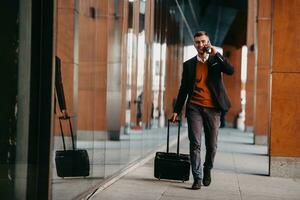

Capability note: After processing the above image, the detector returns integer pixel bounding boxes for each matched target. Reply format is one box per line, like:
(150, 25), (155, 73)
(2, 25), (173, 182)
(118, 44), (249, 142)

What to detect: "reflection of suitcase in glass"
(154, 120), (190, 182)
(55, 117), (90, 177)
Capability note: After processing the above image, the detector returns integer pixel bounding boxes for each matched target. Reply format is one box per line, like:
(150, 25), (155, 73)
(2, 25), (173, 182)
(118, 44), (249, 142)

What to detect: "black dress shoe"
(203, 168), (211, 186)
(191, 179), (201, 190)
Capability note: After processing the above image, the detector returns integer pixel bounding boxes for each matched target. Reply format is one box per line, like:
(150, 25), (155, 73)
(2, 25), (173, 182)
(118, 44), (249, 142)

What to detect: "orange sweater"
(190, 62), (215, 108)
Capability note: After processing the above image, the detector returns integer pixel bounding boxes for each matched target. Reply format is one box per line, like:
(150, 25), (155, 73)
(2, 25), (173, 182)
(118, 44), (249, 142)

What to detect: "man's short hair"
(194, 31), (209, 38)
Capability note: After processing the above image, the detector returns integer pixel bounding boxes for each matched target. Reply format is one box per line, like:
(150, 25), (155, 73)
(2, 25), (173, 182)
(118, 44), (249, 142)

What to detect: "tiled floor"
(51, 126), (185, 200)
(90, 128), (300, 200)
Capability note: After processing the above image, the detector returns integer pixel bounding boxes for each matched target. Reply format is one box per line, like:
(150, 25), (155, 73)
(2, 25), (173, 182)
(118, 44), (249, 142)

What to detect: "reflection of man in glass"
(170, 31), (234, 190)
(55, 56), (69, 118)
(135, 92), (143, 126)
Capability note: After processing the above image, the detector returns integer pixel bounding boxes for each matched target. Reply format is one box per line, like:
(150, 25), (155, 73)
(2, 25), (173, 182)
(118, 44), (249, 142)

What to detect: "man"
(170, 31), (234, 190)
(55, 56), (69, 119)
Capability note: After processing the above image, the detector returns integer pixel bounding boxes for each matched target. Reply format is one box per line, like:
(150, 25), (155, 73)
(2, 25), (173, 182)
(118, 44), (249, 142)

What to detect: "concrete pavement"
(89, 128), (300, 200)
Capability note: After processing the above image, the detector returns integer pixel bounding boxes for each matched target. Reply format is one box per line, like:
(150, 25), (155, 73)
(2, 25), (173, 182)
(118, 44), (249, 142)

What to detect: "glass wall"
(0, 1), (19, 199)
(0, 0), (247, 199)
(51, 0), (187, 199)
(0, 0), (188, 199)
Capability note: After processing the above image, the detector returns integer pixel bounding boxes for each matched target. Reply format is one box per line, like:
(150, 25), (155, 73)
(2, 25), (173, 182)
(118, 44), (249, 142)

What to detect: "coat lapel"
(207, 55), (214, 68)
(190, 56), (198, 82)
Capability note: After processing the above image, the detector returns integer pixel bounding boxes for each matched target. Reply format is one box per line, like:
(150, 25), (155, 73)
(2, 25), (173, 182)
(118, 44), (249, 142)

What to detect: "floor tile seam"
(231, 152), (243, 200)
(239, 191), (300, 200)
(158, 193), (210, 200)
(157, 186), (172, 200)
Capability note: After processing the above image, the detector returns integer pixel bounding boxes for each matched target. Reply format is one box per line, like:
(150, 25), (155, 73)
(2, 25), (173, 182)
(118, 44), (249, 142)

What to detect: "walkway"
(89, 128), (300, 200)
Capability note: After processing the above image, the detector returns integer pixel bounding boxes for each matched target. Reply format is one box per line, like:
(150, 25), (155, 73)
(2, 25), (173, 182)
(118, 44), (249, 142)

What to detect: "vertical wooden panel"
(142, 0), (155, 127)
(271, 0), (300, 157)
(165, 44), (176, 117)
(271, 74), (300, 156)
(129, 0), (139, 126)
(258, 0), (272, 17)
(120, 0), (128, 128)
(272, 0), (300, 72)
(245, 0), (257, 129)
(77, 0), (108, 131)
(245, 52), (255, 128)
(55, 0), (75, 136)
(253, 0), (272, 142)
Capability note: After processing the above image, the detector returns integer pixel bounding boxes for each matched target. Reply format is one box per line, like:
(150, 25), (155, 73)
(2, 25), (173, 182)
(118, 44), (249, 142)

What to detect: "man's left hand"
(61, 109), (69, 119)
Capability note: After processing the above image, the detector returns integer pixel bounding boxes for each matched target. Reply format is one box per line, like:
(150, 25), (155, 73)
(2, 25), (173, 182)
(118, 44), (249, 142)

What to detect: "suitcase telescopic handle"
(167, 119), (181, 155)
(59, 116), (76, 151)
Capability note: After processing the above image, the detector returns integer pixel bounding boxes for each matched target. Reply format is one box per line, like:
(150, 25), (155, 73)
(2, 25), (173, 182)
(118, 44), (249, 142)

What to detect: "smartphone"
(203, 41), (211, 54)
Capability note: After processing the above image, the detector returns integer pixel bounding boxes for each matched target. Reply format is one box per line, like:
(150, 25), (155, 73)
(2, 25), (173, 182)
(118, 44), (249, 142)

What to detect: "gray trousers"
(186, 103), (220, 181)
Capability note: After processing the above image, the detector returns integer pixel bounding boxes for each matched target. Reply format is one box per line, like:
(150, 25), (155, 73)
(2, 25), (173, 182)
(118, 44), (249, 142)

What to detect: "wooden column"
(106, 0), (125, 140)
(142, 0), (155, 128)
(165, 44), (182, 119)
(222, 46), (242, 127)
(75, 0), (125, 140)
(165, 44), (174, 118)
(77, 0), (109, 140)
(270, 0), (300, 178)
(254, 0), (272, 145)
(129, 0), (139, 127)
(245, 0), (257, 131)
(55, 0), (76, 137)
(120, 0), (129, 130)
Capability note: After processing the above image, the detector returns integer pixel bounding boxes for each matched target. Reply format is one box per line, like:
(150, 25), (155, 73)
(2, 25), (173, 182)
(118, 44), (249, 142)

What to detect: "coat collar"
(197, 54), (209, 63)
(191, 55), (214, 68)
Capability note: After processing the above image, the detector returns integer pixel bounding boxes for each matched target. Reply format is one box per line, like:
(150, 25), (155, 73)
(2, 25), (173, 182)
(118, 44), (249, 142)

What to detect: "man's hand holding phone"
(204, 41), (217, 55)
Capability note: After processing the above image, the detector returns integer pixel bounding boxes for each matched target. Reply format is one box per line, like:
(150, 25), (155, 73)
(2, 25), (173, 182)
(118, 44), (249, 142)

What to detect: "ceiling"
(170, 0), (247, 47)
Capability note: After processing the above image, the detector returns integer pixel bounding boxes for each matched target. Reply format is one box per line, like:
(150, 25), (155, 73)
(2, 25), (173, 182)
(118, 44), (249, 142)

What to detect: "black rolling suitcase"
(55, 117), (90, 177)
(154, 120), (190, 182)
